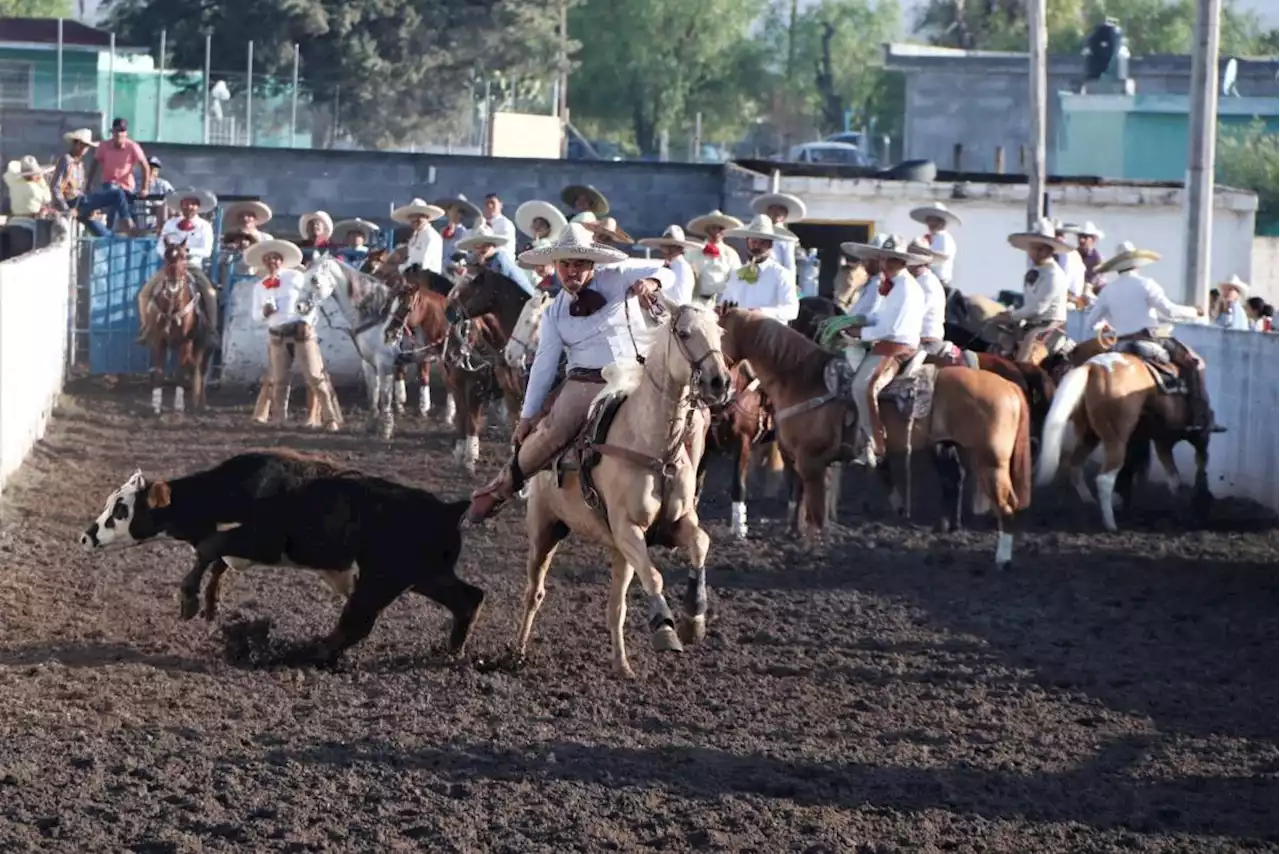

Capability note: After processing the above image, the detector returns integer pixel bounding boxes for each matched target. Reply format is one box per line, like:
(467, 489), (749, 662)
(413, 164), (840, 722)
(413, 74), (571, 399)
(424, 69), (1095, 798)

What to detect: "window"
(0, 61), (34, 109)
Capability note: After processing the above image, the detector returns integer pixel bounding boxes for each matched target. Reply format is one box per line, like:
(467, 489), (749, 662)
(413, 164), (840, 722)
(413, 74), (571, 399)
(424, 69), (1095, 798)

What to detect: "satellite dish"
(1222, 58), (1238, 96)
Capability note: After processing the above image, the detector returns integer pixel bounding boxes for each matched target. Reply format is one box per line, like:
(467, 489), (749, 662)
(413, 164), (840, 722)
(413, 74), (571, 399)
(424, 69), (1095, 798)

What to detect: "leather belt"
(567, 368), (606, 383)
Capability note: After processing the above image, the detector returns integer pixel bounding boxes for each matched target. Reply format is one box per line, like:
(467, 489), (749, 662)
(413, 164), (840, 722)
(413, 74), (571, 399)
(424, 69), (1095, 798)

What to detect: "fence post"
(245, 40), (254, 146)
(156, 29), (166, 141)
(290, 44), (300, 145)
(107, 32), (115, 132)
(995, 146), (1005, 174)
(952, 143), (963, 171)
(202, 33), (212, 145)
(56, 18), (63, 109)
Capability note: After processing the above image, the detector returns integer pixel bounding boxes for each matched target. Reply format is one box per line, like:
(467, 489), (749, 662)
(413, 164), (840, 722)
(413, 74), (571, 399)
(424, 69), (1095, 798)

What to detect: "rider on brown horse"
(991, 218), (1072, 361)
(905, 236), (952, 359)
(137, 189), (219, 343)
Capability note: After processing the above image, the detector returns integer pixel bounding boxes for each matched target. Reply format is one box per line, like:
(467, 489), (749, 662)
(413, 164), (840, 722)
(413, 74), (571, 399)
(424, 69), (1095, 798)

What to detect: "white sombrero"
(223, 200), (273, 228)
(514, 200), (568, 240)
(432, 194), (481, 221)
(1094, 241), (1160, 275)
(583, 217), (633, 245)
(909, 202), (962, 227)
(455, 224), (512, 252)
(1218, 274), (1250, 296)
(638, 224), (702, 251)
(840, 232), (890, 258)
(561, 184), (609, 216)
(867, 234), (934, 265)
(298, 211), (334, 236)
(332, 218), (380, 242)
(164, 187), (217, 213)
(1007, 217), (1073, 254)
(9, 155), (53, 178)
(685, 209), (743, 237)
(391, 197), (445, 224)
(725, 213), (799, 243)
(750, 192), (807, 222)
(517, 222), (628, 266)
(1073, 220), (1105, 239)
(243, 238), (304, 272)
(63, 128), (98, 147)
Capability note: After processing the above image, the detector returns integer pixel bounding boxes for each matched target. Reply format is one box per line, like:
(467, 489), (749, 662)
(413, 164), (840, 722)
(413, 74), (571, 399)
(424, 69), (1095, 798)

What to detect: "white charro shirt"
(1056, 248), (1087, 299)
(929, 230), (956, 283)
(664, 255), (695, 306)
(862, 272), (925, 348)
(252, 269), (318, 330)
(1084, 270), (1198, 336)
(155, 216), (214, 262)
(1009, 260), (1069, 324)
(401, 225), (443, 274)
(915, 267), (947, 340)
(520, 260), (676, 419)
(684, 242), (741, 301)
(721, 255), (799, 323)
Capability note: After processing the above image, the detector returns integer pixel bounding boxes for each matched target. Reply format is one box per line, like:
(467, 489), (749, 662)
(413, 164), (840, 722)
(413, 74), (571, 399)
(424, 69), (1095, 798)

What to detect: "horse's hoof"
(178, 594), (200, 621)
(613, 662), (637, 679)
(677, 615), (706, 646)
(652, 625), (684, 653)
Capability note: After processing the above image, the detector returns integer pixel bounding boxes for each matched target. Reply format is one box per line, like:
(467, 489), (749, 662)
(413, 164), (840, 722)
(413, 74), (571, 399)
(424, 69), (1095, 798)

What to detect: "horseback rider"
(720, 214), (800, 323)
(297, 211), (334, 252)
(638, 225), (701, 307)
(332, 218), (379, 266)
(994, 218), (1072, 360)
(1051, 220), (1088, 307)
(684, 210), (743, 307)
(137, 188), (219, 343)
(906, 236), (951, 358)
(221, 200), (273, 243)
(843, 236), (930, 467)
(455, 224), (537, 294)
(1072, 220), (1106, 304)
(247, 238), (341, 431)
(435, 194), (481, 261)
(392, 198), (446, 276)
(909, 202), (960, 288)
(584, 217), (633, 249)
(561, 184), (608, 225)
(837, 233), (890, 316)
(1087, 242), (1222, 434)
(750, 184), (806, 275)
(466, 222), (676, 524)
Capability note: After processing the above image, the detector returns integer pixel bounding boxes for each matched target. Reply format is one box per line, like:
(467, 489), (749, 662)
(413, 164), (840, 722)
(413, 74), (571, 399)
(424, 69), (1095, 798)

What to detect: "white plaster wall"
(783, 177), (1256, 305)
(219, 279), (368, 386)
(0, 241), (73, 493)
(1066, 311), (1278, 510)
(1250, 236), (1278, 306)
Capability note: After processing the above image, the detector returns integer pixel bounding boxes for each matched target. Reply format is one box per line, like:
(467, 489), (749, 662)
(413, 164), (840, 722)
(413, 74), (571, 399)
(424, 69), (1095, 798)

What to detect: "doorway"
(785, 220), (874, 298)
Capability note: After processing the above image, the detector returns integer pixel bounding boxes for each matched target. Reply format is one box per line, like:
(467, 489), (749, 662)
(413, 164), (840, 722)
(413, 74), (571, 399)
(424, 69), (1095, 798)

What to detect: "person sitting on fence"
(50, 128), (130, 238)
(222, 200), (274, 244)
(153, 188), (216, 265)
(391, 198), (445, 275)
(85, 118), (150, 236)
(145, 156), (175, 226)
(332, 218), (378, 265)
(3, 156), (55, 227)
(1215, 275), (1251, 331)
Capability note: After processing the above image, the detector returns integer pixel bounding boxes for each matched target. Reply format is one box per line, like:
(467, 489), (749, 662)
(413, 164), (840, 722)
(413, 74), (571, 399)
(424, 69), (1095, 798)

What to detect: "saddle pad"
(1087, 352), (1186, 396)
(552, 392), (628, 483)
(879, 364), (938, 421)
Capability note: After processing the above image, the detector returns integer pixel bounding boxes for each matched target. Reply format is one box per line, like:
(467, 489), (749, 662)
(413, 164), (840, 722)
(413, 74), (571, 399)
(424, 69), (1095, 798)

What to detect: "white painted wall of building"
(778, 175), (1257, 305)
(1250, 236), (1278, 307)
(0, 241), (73, 494)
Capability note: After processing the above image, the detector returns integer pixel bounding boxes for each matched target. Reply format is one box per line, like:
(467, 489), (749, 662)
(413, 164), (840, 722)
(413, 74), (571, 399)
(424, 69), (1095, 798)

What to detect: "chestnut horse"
(144, 239), (212, 414)
(717, 308), (1033, 568)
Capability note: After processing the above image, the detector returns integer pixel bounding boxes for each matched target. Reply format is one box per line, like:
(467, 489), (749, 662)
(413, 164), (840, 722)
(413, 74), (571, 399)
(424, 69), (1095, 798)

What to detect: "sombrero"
(1073, 220), (1105, 239)
(724, 213), (799, 243)
(243, 238), (304, 272)
(1007, 218), (1072, 254)
(561, 184), (609, 216)
(455, 224), (512, 252)
(584, 217), (633, 245)
(867, 234), (934, 265)
(1093, 241), (1160, 275)
(298, 211), (334, 236)
(391, 197), (445, 224)
(685, 209), (743, 237)
(432, 193), (481, 221)
(1217, 274), (1250, 296)
(638, 224), (702, 251)
(221, 229), (262, 248)
(840, 232), (890, 258)
(514, 200), (568, 240)
(517, 222), (628, 267)
(223, 200), (273, 228)
(750, 192), (806, 222)
(909, 202), (962, 227)
(163, 187), (217, 213)
(10, 155), (53, 178)
(63, 128), (97, 148)
(332, 218), (380, 243)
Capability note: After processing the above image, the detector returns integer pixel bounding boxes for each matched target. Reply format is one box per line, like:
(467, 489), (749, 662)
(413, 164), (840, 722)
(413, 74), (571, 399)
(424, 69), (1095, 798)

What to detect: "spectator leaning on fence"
(86, 117), (150, 235)
(4, 156), (54, 223)
(50, 128), (129, 238)
(145, 156), (175, 226)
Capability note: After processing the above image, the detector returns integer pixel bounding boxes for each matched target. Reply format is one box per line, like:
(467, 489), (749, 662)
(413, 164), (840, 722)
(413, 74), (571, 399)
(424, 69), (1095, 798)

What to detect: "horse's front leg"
(672, 513), (711, 646)
(393, 363), (407, 415)
(609, 514), (683, 671)
(1190, 435), (1214, 518)
(149, 343), (166, 415)
(730, 435), (750, 539)
(378, 365), (396, 440)
(417, 359), (432, 417)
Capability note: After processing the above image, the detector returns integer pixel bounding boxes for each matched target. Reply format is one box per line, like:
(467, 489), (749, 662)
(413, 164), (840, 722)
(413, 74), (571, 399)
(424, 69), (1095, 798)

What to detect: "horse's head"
(661, 304), (730, 406)
(503, 291), (549, 370)
(304, 255), (344, 305)
(80, 469), (168, 551)
(447, 269), (525, 325)
(162, 237), (189, 268)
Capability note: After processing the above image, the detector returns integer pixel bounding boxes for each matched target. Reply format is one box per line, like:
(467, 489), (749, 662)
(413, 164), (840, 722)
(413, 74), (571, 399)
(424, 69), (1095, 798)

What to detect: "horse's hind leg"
(1189, 435), (1213, 519)
(1153, 440), (1181, 497)
(672, 514), (711, 646)
(606, 551), (638, 678)
(933, 442), (965, 532)
(393, 364), (407, 415)
(729, 437), (750, 539)
(824, 462), (843, 526)
(610, 519), (682, 660)
(762, 440), (786, 499)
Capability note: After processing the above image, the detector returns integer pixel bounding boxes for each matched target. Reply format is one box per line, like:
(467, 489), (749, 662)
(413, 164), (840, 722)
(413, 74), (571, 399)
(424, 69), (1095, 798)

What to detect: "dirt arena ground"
(0, 378), (1275, 853)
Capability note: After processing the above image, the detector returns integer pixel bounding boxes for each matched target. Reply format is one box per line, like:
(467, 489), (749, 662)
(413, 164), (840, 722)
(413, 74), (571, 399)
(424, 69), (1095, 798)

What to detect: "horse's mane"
(722, 308), (830, 386)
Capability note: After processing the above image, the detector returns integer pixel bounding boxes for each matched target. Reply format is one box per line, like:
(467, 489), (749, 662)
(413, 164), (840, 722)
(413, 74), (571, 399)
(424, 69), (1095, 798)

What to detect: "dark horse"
(144, 239), (213, 415)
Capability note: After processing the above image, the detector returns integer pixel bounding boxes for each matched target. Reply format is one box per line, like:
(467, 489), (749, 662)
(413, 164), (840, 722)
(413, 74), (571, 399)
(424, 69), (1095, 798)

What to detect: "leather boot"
(467, 459), (520, 524)
(312, 380), (341, 432)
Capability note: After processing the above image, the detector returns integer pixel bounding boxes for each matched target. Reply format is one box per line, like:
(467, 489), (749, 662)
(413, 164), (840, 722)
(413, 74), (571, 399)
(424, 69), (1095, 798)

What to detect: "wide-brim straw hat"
(223, 200), (273, 228)
(455, 224), (512, 252)
(750, 192), (807, 222)
(518, 222), (628, 266)
(514, 200), (568, 240)
(561, 184), (609, 216)
(725, 213), (799, 243)
(222, 229), (263, 248)
(867, 234), (934, 265)
(1008, 217), (1073, 254)
(638, 224), (702, 251)
(391, 197), (446, 224)
(298, 211), (334, 236)
(1073, 220), (1105, 239)
(332, 218), (380, 243)
(1094, 241), (1160, 275)
(909, 202), (962, 227)
(12, 155), (53, 178)
(685, 209), (743, 237)
(63, 128), (98, 147)
(164, 187), (217, 213)
(432, 193), (481, 221)
(840, 233), (890, 258)
(1217, 273), (1250, 296)
(584, 217), (633, 245)
(243, 238), (304, 272)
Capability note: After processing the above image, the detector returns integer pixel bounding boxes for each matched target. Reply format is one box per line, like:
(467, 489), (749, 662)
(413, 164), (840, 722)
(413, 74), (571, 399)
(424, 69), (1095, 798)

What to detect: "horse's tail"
(1009, 384), (1034, 511)
(1036, 364), (1090, 486)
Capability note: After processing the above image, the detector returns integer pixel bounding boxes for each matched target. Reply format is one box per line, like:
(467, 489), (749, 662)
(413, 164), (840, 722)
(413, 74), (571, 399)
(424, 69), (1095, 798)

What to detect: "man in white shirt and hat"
(392, 197), (446, 275)
(750, 180), (806, 275)
(246, 238), (341, 431)
(480, 193), (517, 254)
(684, 210), (742, 306)
(1215, 275), (1250, 331)
(1072, 221), (1106, 302)
(1087, 242), (1220, 434)
(842, 235), (930, 466)
(138, 187), (219, 343)
(995, 218), (1073, 361)
(838, 233), (891, 316)
(466, 222), (677, 523)
(909, 202), (960, 287)
(561, 184), (609, 225)
(906, 236), (950, 358)
(515, 200), (568, 253)
(434, 193), (482, 261)
(222, 199), (273, 243)
(638, 225), (701, 306)
(719, 214), (800, 323)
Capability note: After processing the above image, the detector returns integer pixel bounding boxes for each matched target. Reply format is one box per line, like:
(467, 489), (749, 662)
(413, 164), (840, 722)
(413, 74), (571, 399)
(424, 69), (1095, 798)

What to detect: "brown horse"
(926, 348), (1057, 440)
(144, 239), (212, 415)
(717, 308), (1034, 568)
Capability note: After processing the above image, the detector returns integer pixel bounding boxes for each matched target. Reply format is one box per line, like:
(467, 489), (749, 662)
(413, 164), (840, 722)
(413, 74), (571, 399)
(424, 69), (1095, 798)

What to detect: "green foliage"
(1216, 119), (1279, 232)
(0, 0), (72, 15)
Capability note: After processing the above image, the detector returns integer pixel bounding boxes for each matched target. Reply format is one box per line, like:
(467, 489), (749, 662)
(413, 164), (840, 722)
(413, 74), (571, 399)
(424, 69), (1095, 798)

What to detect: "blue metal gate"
(84, 237), (163, 375)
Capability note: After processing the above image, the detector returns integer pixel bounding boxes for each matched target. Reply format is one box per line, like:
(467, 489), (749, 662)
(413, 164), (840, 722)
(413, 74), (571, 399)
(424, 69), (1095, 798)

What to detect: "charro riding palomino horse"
(717, 308), (1033, 569)
(140, 238), (214, 415)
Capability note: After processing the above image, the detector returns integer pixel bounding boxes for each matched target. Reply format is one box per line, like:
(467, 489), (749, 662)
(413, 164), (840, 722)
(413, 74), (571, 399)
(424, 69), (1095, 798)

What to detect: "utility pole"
(1185, 0), (1223, 309)
(1027, 0), (1048, 228)
(786, 0), (799, 80)
(557, 0), (569, 158)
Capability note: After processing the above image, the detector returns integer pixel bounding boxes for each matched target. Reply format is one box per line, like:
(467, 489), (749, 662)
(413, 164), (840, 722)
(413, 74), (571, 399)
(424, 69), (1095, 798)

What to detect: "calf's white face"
(80, 470), (170, 551)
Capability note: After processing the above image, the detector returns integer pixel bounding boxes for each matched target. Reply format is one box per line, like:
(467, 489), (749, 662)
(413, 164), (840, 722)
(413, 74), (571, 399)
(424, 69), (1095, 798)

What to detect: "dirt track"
(0, 378), (1275, 853)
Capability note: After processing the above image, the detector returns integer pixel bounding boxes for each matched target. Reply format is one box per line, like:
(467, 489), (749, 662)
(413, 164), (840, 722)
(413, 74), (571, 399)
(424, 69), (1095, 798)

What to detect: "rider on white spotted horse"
(992, 218), (1072, 362)
(1085, 241), (1223, 435)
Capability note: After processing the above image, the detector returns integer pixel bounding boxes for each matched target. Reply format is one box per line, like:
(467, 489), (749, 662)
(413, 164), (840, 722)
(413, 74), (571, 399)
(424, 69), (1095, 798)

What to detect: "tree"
(0, 0), (71, 15)
(103, 0), (570, 149)
(1217, 119), (1278, 233)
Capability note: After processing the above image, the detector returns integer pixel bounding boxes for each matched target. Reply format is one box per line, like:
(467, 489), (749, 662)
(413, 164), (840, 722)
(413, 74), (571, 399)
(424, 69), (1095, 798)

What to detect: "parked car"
(785, 141), (877, 167)
(825, 131), (866, 149)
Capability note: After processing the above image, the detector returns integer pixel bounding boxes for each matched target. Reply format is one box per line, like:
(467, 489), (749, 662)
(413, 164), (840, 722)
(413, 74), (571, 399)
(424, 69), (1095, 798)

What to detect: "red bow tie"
(702, 242), (720, 258)
(442, 224), (456, 239)
(878, 276), (893, 296)
(538, 275), (555, 291)
(177, 219), (196, 232)
(262, 276), (281, 289)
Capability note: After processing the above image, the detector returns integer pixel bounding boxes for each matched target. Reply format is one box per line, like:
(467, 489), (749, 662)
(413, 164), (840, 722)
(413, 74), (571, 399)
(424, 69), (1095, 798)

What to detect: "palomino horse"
(443, 270), (532, 473)
(302, 253), (450, 439)
(511, 301), (731, 678)
(144, 239), (212, 414)
(717, 308), (1034, 568)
